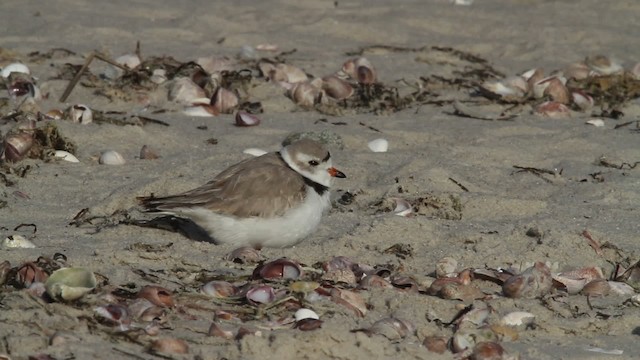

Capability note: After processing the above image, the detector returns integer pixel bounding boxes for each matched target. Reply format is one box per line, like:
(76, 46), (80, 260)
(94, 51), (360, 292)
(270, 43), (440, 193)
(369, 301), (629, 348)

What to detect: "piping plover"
(138, 139), (346, 248)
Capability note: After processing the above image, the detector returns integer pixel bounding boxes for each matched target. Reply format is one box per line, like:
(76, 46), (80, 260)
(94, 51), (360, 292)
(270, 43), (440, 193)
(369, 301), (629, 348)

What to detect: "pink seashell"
(503, 262), (553, 299)
(234, 111), (261, 127)
(246, 285), (275, 305)
(571, 89), (594, 111)
(211, 87), (238, 114)
(255, 258), (303, 280)
(534, 101), (571, 118)
(202, 281), (238, 298)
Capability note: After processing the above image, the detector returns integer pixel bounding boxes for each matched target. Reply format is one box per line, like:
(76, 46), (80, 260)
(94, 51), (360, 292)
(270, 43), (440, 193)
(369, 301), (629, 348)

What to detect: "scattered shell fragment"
(571, 90), (594, 110)
(68, 104), (93, 124)
(54, 150), (80, 163)
(585, 119), (605, 127)
(99, 150), (126, 165)
(331, 288), (367, 317)
(423, 335), (449, 354)
(243, 148), (268, 157)
(585, 54), (623, 75)
(2, 234), (36, 249)
(259, 62), (308, 83)
(368, 138), (388, 153)
(295, 308), (319, 321)
(500, 311), (535, 327)
(3, 131), (34, 162)
(168, 77), (207, 104)
(471, 341), (505, 360)
(202, 281), (238, 298)
(235, 111), (261, 127)
(226, 246), (261, 263)
(15, 262), (48, 288)
(564, 62), (590, 80)
(138, 285), (175, 307)
(436, 257), (458, 278)
(150, 338), (189, 355)
(1, 62), (30, 78)
(534, 101), (571, 118)
(342, 57), (377, 84)
(246, 285), (276, 305)
(289, 81), (320, 108)
(115, 53), (141, 69)
(503, 262), (553, 299)
(45, 267), (97, 301)
(208, 322), (234, 339)
(389, 197), (413, 217)
(211, 87), (239, 114)
(139, 145), (160, 160)
(552, 266), (605, 294)
(322, 75), (354, 100)
(362, 317), (414, 341)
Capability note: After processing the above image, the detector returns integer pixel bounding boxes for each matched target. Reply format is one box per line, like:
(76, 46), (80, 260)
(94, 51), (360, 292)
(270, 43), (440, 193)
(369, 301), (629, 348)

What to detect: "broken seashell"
(571, 89), (594, 111)
(44, 109), (64, 120)
(16, 262), (48, 288)
(503, 262), (553, 299)
(295, 308), (319, 321)
(322, 267), (358, 285)
(436, 257), (458, 278)
(183, 103), (219, 117)
(585, 54), (623, 76)
(342, 57), (377, 84)
(235, 111), (261, 127)
(99, 150), (126, 165)
(115, 53), (141, 69)
(452, 328), (498, 353)
(500, 311), (535, 327)
(542, 77), (570, 104)
(168, 77), (207, 104)
(295, 318), (323, 331)
(149, 338), (189, 355)
(390, 275), (419, 293)
(534, 101), (571, 118)
(137, 285), (175, 307)
(359, 274), (393, 289)
(243, 148), (268, 157)
(368, 138), (388, 153)
(631, 62), (640, 79)
(289, 81), (320, 108)
(139, 145), (159, 160)
(256, 258), (303, 280)
(211, 87), (238, 114)
(362, 317), (414, 341)
(564, 62), (590, 80)
(322, 75), (354, 100)
(330, 288), (367, 317)
(202, 281), (238, 298)
(208, 322), (234, 339)
(246, 285), (276, 305)
(68, 104), (93, 124)
(226, 246), (261, 263)
(259, 62), (308, 84)
(480, 78), (525, 99)
(389, 197), (413, 217)
(54, 150), (79, 163)
(522, 68), (545, 88)
(585, 119), (605, 127)
(552, 266), (604, 294)
(2, 234), (36, 249)
(423, 335), (449, 354)
(3, 130), (34, 162)
(1, 62), (30, 78)
(45, 267), (97, 301)
(470, 341), (505, 360)
(94, 304), (131, 330)
(150, 69), (168, 84)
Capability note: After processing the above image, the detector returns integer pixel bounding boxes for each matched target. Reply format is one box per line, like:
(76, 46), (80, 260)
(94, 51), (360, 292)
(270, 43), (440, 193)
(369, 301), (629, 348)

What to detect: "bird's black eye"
(308, 160), (319, 166)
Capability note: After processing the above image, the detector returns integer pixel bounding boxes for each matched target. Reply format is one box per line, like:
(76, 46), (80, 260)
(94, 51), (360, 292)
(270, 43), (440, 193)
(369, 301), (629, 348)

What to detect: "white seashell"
(69, 104), (93, 124)
(182, 104), (217, 117)
(295, 308), (319, 321)
(150, 69), (168, 84)
(500, 311), (535, 326)
(584, 347), (624, 355)
(630, 294), (640, 306)
(115, 54), (141, 69)
(99, 150), (126, 165)
(1, 63), (30, 78)
(481, 80), (524, 98)
(2, 234), (36, 249)
(243, 148), (268, 157)
(368, 138), (388, 153)
(168, 77), (206, 104)
(390, 197), (413, 217)
(586, 119), (605, 127)
(54, 150), (79, 163)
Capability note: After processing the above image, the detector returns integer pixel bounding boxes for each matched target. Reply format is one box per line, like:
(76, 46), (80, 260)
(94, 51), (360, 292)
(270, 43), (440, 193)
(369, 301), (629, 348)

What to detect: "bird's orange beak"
(328, 167), (346, 178)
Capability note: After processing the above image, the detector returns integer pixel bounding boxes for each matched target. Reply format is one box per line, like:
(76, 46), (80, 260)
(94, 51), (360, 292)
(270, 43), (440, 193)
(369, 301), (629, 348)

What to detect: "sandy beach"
(1, 0), (640, 359)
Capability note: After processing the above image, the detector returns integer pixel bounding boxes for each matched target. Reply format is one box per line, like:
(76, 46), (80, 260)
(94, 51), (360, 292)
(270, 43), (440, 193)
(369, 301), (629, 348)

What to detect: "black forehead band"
(322, 152), (331, 162)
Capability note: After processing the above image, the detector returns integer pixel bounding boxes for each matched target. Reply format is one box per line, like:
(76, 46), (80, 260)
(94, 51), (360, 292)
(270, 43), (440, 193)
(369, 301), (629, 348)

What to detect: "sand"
(1, 0), (640, 359)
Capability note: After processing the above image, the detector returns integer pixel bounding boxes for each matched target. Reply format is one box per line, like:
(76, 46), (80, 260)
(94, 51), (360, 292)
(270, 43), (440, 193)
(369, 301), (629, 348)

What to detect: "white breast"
(176, 187), (331, 247)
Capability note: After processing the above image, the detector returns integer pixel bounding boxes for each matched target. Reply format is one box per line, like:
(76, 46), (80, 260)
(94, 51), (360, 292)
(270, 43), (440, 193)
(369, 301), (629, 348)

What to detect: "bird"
(137, 138), (346, 248)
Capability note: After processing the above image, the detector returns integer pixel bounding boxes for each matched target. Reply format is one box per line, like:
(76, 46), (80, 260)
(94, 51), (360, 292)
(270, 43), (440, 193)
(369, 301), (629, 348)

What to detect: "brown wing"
(138, 153), (307, 218)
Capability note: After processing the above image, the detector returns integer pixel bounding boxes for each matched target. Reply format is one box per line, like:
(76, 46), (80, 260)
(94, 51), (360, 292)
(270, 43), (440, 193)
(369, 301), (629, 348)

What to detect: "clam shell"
(423, 336), (449, 354)
(503, 262), (553, 299)
(367, 317), (414, 341)
(211, 87), (238, 114)
(137, 285), (175, 307)
(54, 150), (80, 163)
(289, 81), (320, 108)
(243, 148), (268, 157)
(246, 285), (275, 304)
(115, 54), (141, 69)
(295, 308), (319, 321)
(3, 131), (34, 162)
(45, 267), (97, 301)
(1, 63), (30, 78)
(256, 258), (302, 280)
(585, 54), (623, 75)
(226, 246), (261, 263)
(99, 150), (126, 165)
(202, 281), (238, 298)
(368, 138), (388, 153)
(435, 257), (458, 278)
(586, 119), (605, 127)
(322, 75), (354, 100)
(68, 104), (93, 124)
(168, 77), (206, 104)
(235, 111), (261, 127)
(2, 234), (36, 249)
(534, 101), (571, 118)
